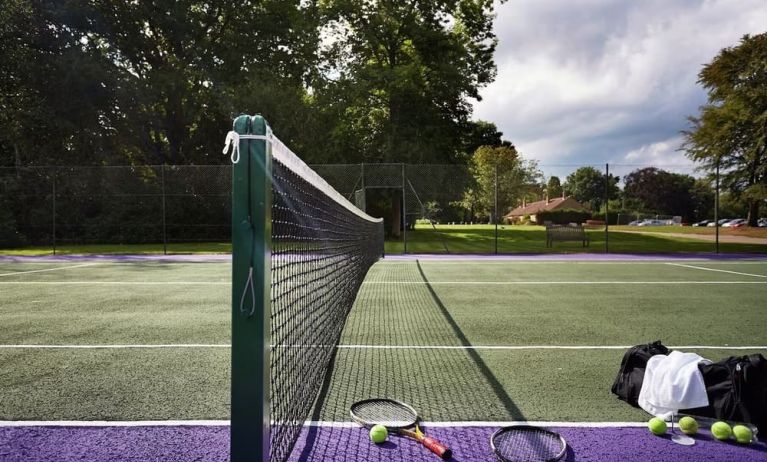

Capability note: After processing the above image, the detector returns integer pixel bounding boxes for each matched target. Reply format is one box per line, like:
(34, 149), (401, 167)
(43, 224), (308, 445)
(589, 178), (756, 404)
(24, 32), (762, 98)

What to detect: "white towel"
(638, 350), (711, 419)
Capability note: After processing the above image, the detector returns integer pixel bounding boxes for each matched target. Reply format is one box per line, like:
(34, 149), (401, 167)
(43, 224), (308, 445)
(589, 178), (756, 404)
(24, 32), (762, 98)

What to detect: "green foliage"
(592, 210), (638, 225)
(683, 32), (767, 226)
(536, 209), (592, 225)
(462, 145), (541, 222)
(546, 176), (563, 198)
(623, 167), (702, 221)
(564, 167), (619, 212)
(317, 0), (499, 163)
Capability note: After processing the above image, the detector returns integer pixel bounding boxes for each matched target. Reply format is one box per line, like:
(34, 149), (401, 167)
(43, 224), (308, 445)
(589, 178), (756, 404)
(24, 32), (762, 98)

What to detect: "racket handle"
(421, 436), (452, 460)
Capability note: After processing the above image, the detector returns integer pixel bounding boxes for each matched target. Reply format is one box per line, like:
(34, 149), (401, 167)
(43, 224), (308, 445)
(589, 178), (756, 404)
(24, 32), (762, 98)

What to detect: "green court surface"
(1, 258), (766, 425)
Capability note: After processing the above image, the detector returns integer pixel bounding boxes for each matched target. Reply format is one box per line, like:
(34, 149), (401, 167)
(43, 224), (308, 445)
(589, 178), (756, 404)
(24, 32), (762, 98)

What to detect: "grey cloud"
(475, 0), (767, 178)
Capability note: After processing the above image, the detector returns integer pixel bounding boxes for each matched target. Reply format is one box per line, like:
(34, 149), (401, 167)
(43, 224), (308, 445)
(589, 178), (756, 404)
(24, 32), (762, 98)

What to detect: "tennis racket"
(491, 426), (566, 462)
(350, 398), (452, 460)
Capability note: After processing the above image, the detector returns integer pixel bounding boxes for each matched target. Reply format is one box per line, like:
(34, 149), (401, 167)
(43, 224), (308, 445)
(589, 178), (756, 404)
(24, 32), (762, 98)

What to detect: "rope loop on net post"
(222, 131), (271, 164)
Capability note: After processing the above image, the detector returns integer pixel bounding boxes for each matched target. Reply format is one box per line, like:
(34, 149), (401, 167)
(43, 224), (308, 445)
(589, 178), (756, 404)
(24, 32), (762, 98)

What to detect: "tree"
(683, 33), (767, 226)
(462, 145), (541, 222)
(0, 0), (322, 166)
(460, 120), (513, 161)
(564, 167), (619, 212)
(318, 0), (499, 164)
(546, 176), (563, 198)
(623, 167), (699, 221)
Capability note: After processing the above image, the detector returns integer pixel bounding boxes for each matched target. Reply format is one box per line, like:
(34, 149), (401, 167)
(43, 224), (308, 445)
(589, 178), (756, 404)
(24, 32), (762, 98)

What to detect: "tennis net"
(227, 115), (385, 462)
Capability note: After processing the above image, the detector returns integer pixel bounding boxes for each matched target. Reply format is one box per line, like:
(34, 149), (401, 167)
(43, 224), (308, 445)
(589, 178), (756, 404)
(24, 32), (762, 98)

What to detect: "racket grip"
(421, 436), (452, 460)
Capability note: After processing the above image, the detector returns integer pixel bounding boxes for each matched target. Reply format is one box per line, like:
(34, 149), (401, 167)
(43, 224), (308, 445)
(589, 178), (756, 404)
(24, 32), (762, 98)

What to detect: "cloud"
(473, 0), (767, 178)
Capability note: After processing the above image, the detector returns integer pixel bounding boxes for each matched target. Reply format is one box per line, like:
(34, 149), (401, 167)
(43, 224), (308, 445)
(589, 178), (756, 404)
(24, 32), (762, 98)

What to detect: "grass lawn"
(385, 224), (767, 254)
(3, 225), (766, 255)
(0, 241), (232, 256)
(611, 225), (767, 238)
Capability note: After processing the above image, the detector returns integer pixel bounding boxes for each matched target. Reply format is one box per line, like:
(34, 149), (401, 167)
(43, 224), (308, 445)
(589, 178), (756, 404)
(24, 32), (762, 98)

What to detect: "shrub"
(536, 209), (591, 225)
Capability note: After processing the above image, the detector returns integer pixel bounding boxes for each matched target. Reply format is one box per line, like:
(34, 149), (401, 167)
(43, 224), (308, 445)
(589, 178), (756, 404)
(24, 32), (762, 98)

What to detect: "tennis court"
(1, 255), (767, 461)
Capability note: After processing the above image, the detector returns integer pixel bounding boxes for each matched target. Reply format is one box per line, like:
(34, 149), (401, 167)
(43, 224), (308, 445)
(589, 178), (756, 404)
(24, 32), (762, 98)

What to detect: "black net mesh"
(269, 149), (384, 462)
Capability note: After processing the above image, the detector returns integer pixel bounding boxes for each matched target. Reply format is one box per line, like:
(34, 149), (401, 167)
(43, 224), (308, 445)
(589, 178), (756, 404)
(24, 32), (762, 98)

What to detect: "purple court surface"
(1, 425), (766, 462)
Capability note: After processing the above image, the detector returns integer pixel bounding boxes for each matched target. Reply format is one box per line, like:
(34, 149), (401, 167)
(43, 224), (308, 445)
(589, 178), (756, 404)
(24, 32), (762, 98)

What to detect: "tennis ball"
(711, 421), (732, 441)
(732, 425), (753, 444)
(369, 424), (388, 444)
(648, 417), (667, 436)
(678, 416), (699, 435)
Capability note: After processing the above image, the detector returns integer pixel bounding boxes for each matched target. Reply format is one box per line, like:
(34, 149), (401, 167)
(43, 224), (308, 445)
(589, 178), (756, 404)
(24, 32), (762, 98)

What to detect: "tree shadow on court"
(413, 260), (524, 421)
(293, 260), (528, 462)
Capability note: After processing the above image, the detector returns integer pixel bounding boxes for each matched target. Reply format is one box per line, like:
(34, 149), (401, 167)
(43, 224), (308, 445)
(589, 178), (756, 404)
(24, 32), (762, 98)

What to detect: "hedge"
(535, 209), (592, 225)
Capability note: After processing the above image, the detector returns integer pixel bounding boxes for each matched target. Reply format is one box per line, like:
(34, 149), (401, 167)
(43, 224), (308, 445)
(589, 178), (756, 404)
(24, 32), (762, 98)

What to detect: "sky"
(472, 0), (767, 181)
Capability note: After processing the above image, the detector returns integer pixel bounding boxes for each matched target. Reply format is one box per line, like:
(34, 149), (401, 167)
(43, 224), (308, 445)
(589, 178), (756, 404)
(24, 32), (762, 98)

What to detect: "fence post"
(52, 169), (56, 255)
(494, 164), (498, 254)
(715, 160), (720, 254)
(161, 165), (168, 255)
(402, 163), (407, 254)
(604, 163), (609, 254)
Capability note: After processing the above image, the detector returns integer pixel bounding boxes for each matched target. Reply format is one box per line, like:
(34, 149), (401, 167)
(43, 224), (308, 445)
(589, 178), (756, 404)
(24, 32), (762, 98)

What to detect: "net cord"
(224, 130), (382, 224)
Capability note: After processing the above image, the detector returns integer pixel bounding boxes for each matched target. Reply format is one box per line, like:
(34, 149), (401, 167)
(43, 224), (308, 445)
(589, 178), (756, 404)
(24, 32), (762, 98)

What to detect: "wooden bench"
(545, 224), (589, 248)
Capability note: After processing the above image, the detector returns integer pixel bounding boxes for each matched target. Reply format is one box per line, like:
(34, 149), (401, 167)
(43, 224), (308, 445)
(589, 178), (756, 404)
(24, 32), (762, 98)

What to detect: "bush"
(593, 209), (639, 225)
(536, 209), (591, 225)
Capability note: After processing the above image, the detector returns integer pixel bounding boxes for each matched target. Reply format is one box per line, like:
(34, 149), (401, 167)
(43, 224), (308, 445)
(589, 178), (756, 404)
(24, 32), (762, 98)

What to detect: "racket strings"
(351, 400), (417, 427)
(492, 427), (566, 462)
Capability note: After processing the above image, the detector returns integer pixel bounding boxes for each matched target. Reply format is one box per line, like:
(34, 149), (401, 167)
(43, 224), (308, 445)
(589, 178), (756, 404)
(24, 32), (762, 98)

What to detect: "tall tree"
(1, 0), (321, 166)
(564, 166), (619, 212)
(683, 33), (767, 226)
(623, 167), (699, 221)
(318, 0), (499, 163)
(546, 176), (563, 198)
(0, 0), (119, 166)
(462, 145), (540, 222)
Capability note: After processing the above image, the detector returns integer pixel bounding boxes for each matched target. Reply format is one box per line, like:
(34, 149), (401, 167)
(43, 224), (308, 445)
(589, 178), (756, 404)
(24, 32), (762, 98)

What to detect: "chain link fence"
(1, 163), (764, 254)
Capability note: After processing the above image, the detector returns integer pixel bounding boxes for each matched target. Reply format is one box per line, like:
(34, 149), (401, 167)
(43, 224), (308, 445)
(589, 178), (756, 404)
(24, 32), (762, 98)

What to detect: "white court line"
(336, 345), (767, 351)
(0, 281), (227, 285)
(305, 421), (649, 428)
(0, 344), (229, 349)
(0, 420), (229, 427)
(2, 280), (766, 286)
(380, 260), (767, 264)
(0, 263), (101, 277)
(0, 420), (648, 428)
(666, 262), (767, 279)
(362, 280), (767, 284)
(2, 344), (765, 350)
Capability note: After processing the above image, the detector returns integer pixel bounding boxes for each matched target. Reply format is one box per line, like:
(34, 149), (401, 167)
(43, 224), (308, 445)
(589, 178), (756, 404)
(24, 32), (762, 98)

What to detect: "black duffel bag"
(611, 340), (670, 406)
(683, 353), (767, 433)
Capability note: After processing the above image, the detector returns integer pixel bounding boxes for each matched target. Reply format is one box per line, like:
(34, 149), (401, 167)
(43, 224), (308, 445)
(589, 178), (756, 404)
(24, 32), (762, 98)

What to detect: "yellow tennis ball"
(678, 416), (698, 435)
(648, 417), (667, 436)
(369, 424), (388, 444)
(711, 421), (732, 441)
(732, 425), (753, 444)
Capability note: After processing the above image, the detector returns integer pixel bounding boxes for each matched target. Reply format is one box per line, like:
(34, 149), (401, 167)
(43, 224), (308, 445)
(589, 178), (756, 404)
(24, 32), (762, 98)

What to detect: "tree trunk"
(14, 144), (21, 177)
(391, 195), (401, 238)
(747, 200), (759, 227)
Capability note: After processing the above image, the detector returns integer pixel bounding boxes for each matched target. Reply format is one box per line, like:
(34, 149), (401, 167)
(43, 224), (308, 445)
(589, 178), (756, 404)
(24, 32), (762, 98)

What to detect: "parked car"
(722, 218), (746, 228)
(637, 219), (665, 227)
(628, 220), (642, 226)
(759, 218), (767, 228)
(692, 220), (712, 227)
(708, 219), (731, 227)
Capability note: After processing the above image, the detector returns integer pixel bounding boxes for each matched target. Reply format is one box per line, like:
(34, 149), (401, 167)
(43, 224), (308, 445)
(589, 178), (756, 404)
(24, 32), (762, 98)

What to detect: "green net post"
(231, 115), (271, 462)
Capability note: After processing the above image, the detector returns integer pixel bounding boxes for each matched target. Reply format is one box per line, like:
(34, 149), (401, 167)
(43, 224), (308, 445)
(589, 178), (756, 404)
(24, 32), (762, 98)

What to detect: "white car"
(637, 219), (664, 227)
(722, 218), (746, 227)
(759, 218), (767, 227)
